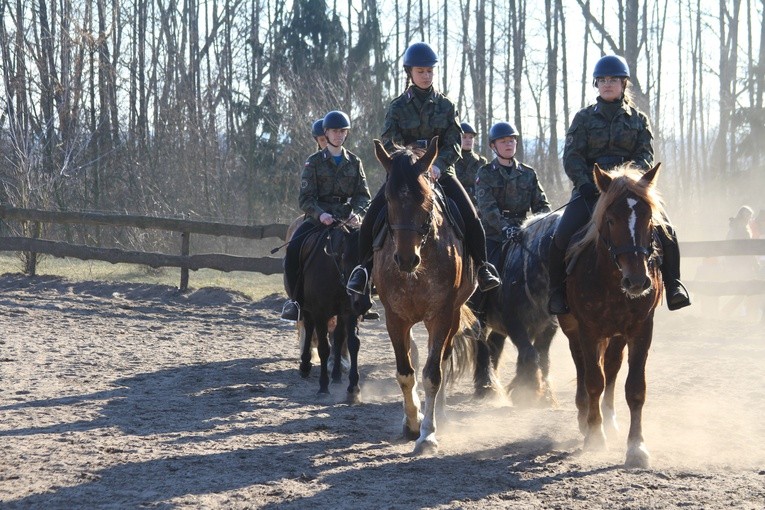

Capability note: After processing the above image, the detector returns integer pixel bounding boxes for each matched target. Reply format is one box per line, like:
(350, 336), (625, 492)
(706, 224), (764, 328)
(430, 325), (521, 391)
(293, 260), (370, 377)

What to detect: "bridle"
(598, 200), (657, 271)
(386, 177), (436, 249)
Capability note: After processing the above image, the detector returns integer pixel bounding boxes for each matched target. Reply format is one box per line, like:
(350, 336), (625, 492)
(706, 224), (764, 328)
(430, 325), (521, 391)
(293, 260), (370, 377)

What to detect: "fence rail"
(0, 206), (289, 290)
(0, 206), (763, 296)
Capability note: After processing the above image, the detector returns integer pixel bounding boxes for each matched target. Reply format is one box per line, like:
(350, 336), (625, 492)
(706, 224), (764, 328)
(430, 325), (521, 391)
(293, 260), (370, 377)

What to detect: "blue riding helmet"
(311, 119), (325, 138)
(593, 55), (630, 78)
(460, 122), (477, 135)
(322, 111), (351, 131)
(403, 42), (438, 67)
(488, 122), (519, 143)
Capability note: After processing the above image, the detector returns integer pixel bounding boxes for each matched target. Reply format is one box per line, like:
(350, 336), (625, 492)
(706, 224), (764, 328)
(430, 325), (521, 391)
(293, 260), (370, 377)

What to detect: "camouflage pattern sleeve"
(474, 165), (504, 239)
(631, 110), (654, 170)
(562, 109), (592, 189)
(381, 99), (405, 153)
(530, 173), (552, 214)
(298, 157), (324, 222)
(434, 103), (462, 173)
(350, 160), (372, 217)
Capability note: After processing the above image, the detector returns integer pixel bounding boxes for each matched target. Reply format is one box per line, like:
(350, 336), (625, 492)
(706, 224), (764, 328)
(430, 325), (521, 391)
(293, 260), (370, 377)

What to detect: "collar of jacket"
(321, 147), (348, 162)
(491, 158), (521, 174)
(405, 85), (437, 104)
(593, 97), (633, 118)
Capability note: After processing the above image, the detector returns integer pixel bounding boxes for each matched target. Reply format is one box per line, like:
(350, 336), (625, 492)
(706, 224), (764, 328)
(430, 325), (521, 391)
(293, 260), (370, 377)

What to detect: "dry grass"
(0, 254), (285, 301)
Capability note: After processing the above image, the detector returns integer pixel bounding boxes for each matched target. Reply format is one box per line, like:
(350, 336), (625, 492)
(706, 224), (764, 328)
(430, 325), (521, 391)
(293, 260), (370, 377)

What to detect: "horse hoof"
(474, 384), (502, 400)
(583, 428), (607, 451)
(299, 361), (312, 377)
(317, 389), (330, 398)
(625, 443), (651, 469)
(402, 424), (420, 441)
(346, 389), (361, 405)
(413, 435), (438, 455)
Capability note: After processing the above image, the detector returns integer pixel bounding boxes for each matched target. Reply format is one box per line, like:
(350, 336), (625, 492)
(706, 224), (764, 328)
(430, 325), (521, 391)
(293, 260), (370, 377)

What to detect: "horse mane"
(569, 164), (670, 259)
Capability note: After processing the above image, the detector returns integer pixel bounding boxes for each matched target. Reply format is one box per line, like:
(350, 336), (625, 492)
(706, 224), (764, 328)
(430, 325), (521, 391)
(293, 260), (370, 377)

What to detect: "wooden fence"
(1, 206), (763, 296)
(0, 206), (289, 291)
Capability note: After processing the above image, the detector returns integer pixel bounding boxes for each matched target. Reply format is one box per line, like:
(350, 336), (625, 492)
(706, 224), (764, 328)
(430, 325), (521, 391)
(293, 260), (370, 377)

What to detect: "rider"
(455, 121), (488, 205)
(311, 118), (328, 151)
(475, 121), (550, 270)
(346, 42), (502, 296)
(281, 110), (371, 321)
(547, 55), (691, 315)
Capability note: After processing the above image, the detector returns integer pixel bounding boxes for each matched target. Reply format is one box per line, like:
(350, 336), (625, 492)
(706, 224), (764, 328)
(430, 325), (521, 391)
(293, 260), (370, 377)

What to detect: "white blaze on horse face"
(627, 198), (638, 245)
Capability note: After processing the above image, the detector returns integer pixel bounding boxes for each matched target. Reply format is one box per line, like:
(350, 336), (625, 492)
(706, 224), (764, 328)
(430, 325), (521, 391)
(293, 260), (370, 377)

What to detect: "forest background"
(1, 0), (763, 260)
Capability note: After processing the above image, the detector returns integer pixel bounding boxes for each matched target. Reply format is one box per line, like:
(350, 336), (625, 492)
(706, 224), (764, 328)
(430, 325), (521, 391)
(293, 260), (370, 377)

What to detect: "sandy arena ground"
(0, 272), (763, 509)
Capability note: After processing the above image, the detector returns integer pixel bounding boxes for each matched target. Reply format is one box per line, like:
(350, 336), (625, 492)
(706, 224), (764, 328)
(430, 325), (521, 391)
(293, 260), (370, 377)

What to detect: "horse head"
(373, 137), (439, 273)
(592, 162), (664, 298)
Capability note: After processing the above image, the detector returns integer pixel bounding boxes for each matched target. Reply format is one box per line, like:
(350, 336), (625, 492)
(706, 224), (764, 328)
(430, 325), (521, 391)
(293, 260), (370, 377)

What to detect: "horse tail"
(444, 304), (482, 386)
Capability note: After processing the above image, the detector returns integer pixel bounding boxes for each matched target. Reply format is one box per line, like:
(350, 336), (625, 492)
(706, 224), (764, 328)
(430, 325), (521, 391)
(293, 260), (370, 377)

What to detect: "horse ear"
(418, 136), (439, 175)
(640, 163), (661, 187)
(374, 139), (393, 174)
(593, 163), (612, 192)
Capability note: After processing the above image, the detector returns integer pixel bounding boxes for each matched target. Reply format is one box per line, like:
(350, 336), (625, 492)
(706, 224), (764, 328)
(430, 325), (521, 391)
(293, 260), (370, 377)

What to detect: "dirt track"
(1, 273), (763, 509)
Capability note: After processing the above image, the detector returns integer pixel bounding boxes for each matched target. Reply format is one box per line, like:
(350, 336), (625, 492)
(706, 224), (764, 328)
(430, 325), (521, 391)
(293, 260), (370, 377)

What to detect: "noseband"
(601, 227), (658, 270)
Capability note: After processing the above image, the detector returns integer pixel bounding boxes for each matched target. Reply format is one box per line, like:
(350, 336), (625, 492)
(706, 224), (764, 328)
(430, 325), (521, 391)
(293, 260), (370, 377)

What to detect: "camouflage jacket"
(455, 149), (488, 204)
(475, 158), (551, 241)
(563, 97), (654, 190)
(380, 86), (462, 177)
(299, 148), (371, 224)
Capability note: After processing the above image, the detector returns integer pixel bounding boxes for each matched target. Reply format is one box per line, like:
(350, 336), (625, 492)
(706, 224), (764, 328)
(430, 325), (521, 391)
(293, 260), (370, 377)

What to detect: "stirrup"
(547, 288), (569, 315)
(666, 280), (691, 311)
(477, 263), (501, 292)
(346, 265), (369, 295)
(280, 300), (301, 322)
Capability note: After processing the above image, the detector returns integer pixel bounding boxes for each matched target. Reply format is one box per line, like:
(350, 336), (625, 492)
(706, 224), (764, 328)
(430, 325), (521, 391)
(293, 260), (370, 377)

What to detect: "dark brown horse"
(372, 138), (477, 454)
(558, 163), (667, 468)
(297, 224), (364, 401)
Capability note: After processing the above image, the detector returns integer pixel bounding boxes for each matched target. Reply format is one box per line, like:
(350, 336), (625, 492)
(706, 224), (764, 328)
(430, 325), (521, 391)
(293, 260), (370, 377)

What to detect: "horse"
(296, 222), (364, 401)
(372, 137), (478, 454)
(472, 210), (562, 406)
(558, 162), (666, 468)
(284, 215), (347, 371)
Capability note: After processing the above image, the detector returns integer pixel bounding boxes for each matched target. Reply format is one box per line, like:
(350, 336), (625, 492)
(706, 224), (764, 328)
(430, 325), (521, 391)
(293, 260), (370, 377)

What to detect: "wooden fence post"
(180, 231), (190, 291)
(25, 221), (41, 276)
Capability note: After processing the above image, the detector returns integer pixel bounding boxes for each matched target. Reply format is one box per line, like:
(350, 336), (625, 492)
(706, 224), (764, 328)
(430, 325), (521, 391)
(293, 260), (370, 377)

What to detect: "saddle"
(372, 185), (466, 251)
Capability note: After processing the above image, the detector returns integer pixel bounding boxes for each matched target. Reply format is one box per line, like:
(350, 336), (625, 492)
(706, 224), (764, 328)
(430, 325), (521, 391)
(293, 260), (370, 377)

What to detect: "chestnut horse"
(372, 138), (477, 454)
(558, 163), (667, 468)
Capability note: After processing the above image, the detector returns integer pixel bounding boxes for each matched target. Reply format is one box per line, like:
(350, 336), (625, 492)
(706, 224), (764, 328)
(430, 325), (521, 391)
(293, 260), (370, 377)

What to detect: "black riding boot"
(547, 240), (569, 315)
(346, 261), (371, 295)
(658, 227), (691, 311)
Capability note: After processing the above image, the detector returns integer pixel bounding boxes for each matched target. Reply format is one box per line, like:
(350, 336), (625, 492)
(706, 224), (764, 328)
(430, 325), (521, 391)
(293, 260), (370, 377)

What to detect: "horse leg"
(330, 317), (346, 384)
(623, 326), (654, 468)
(602, 335), (627, 438)
(415, 313), (459, 455)
(534, 323), (559, 407)
(580, 334), (607, 451)
(387, 314), (421, 441)
(299, 315), (315, 377)
(505, 320), (542, 408)
(314, 316), (331, 395)
(474, 329), (504, 398)
(561, 320), (588, 435)
(345, 314), (361, 404)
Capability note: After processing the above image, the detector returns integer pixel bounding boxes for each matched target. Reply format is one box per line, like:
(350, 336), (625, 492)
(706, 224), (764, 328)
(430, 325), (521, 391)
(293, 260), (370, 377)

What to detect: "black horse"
(298, 224), (365, 401)
(472, 210), (562, 406)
